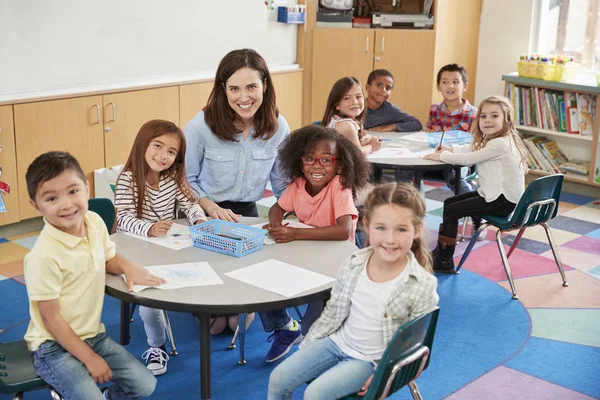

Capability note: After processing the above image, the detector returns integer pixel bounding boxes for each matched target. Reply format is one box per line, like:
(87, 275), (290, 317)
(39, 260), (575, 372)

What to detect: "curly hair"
(278, 125), (372, 198)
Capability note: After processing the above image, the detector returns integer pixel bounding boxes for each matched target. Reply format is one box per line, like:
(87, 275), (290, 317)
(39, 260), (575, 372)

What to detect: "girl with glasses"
(264, 125), (371, 244)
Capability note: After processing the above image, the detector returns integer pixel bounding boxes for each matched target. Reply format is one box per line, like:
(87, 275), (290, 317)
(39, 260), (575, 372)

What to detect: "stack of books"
(521, 135), (589, 177)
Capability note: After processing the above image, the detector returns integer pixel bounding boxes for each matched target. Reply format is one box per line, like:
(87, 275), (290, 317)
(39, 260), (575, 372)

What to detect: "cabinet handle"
(381, 37), (385, 53)
(92, 104), (100, 125)
(365, 37), (369, 53)
(107, 102), (116, 122)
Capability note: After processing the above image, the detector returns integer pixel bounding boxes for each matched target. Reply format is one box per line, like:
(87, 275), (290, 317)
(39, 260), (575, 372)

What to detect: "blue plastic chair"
(456, 174), (568, 299)
(342, 308), (440, 400)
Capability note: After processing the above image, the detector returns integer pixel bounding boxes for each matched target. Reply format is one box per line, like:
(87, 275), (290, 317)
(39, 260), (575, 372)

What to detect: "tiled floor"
(2, 183), (600, 398)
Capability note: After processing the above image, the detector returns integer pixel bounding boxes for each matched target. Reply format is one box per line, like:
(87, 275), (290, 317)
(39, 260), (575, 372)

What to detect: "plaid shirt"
(301, 247), (439, 360)
(425, 99), (477, 132)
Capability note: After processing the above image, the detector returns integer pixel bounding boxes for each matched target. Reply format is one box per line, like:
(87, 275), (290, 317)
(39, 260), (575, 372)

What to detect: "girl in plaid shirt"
(268, 183), (439, 400)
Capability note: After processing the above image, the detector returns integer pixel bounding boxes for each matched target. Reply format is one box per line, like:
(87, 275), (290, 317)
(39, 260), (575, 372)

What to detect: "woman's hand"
(149, 220), (173, 237)
(423, 152), (442, 161)
(207, 206), (240, 222)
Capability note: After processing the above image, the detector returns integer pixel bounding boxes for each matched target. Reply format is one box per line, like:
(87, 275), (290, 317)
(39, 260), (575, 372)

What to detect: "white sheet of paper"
(250, 221), (314, 245)
(125, 262), (223, 293)
(368, 147), (416, 159)
(225, 259), (335, 297)
(124, 222), (193, 250)
(401, 131), (430, 143)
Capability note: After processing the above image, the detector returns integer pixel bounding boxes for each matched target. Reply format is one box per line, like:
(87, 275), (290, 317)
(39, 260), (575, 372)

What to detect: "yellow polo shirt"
(24, 211), (116, 351)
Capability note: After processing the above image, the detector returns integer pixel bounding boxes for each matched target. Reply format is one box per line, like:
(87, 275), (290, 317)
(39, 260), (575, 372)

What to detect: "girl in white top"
(115, 119), (206, 376)
(322, 77), (382, 156)
(268, 182), (439, 400)
(424, 95), (528, 273)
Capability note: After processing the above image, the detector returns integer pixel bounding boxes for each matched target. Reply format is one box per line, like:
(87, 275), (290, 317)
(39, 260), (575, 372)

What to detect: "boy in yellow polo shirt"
(23, 151), (164, 400)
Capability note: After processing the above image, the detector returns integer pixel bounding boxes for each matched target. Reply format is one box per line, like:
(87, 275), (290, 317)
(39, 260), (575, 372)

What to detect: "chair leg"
(238, 313), (247, 365)
(507, 227), (526, 258)
(294, 306), (304, 322)
(456, 223), (487, 272)
(162, 311), (178, 356)
(13, 392), (23, 400)
(541, 222), (569, 287)
(495, 229), (518, 299)
(129, 303), (137, 322)
(408, 381), (423, 400)
(228, 325), (239, 350)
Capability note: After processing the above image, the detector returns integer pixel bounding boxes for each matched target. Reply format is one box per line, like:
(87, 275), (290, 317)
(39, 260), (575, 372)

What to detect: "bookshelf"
(503, 73), (600, 187)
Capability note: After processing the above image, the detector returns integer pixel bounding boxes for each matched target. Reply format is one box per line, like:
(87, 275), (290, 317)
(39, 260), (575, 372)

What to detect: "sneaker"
(142, 345), (169, 376)
(102, 387), (109, 400)
(265, 321), (303, 363)
(476, 227), (488, 241)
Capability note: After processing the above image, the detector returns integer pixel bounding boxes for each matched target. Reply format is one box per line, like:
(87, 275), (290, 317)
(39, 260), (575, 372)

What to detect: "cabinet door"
(311, 29), (375, 123)
(14, 97), (105, 220)
(103, 87), (179, 167)
(272, 70), (304, 131)
(0, 106), (20, 226)
(180, 82), (213, 129)
(374, 29), (435, 123)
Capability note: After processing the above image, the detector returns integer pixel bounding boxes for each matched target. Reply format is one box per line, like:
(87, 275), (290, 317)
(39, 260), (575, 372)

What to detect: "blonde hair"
(471, 95), (529, 173)
(362, 182), (432, 274)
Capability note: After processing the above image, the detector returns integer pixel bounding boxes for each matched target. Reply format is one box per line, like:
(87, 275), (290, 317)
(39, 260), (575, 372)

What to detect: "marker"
(282, 222), (290, 227)
(379, 138), (392, 142)
(437, 128), (446, 150)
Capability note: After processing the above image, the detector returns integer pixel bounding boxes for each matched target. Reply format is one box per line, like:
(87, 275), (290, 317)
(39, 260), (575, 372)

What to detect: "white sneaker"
(142, 345), (169, 376)
(476, 227), (487, 241)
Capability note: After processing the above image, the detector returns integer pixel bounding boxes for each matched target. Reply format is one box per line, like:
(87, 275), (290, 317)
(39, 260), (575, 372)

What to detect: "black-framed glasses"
(301, 156), (338, 166)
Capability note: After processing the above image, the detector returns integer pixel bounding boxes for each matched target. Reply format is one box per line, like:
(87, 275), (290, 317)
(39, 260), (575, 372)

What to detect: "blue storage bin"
(189, 220), (267, 258)
(277, 6), (306, 24)
(427, 130), (473, 148)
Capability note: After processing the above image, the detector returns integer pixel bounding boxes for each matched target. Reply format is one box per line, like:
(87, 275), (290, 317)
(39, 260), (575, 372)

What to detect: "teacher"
(184, 48), (301, 364)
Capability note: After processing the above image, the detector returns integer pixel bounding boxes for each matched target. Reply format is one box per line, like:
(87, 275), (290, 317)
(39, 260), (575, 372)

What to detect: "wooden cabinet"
(180, 81), (213, 129)
(0, 106), (20, 225)
(14, 96), (105, 220)
(271, 70), (304, 131)
(103, 87), (179, 167)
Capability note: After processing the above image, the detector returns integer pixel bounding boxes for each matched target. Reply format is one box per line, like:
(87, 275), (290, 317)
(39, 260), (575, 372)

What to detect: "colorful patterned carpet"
(1, 182), (599, 399)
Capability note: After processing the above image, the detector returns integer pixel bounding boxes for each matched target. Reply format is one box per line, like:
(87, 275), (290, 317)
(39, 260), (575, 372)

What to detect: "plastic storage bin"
(517, 60), (578, 82)
(277, 6), (306, 24)
(189, 220), (267, 257)
(427, 130), (473, 148)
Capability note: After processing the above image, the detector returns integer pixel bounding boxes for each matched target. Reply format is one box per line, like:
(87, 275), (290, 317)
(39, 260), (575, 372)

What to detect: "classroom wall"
(0, 0), (298, 96)
(474, 0), (536, 104)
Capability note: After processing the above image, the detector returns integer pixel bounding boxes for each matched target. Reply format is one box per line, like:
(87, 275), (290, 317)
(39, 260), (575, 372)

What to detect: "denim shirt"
(184, 111), (290, 202)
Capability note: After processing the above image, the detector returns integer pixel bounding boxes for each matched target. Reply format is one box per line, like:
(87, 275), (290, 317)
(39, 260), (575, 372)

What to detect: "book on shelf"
(520, 135), (588, 176)
(507, 84), (596, 136)
(559, 159), (590, 176)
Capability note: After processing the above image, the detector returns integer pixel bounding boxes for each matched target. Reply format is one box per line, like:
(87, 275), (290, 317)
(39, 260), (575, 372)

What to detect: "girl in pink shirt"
(265, 125), (371, 244)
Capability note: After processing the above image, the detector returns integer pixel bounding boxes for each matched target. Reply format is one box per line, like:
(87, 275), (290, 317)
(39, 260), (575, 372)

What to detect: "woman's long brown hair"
(119, 119), (197, 219)
(362, 182), (433, 273)
(204, 48), (279, 141)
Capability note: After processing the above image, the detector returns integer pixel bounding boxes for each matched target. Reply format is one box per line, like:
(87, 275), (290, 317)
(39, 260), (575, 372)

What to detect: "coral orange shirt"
(278, 176), (358, 243)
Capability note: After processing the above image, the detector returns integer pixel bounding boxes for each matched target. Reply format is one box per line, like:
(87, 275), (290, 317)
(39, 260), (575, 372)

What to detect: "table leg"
(372, 166), (382, 183)
(454, 167), (461, 195)
(120, 300), (130, 345)
(199, 313), (211, 399)
(414, 170), (424, 196)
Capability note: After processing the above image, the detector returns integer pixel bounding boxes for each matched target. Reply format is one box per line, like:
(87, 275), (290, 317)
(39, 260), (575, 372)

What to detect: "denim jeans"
(33, 332), (156, 400)
(139, 306), (166, 347)
(259, 309), (292, 332)
(268, 337), (375, 400)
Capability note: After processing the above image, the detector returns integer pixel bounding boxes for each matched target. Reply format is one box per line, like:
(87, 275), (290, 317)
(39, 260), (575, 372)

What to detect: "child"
(424, 63), (478, 195)
(114, 119), (207, 375)
(265, 125), (371, 244)
(268, 182), (439, 399)
(24, 151), (160, 399)
(363, 69), (423, 132)
(321, 76), (382, 156)
(424, 95), (528, 273)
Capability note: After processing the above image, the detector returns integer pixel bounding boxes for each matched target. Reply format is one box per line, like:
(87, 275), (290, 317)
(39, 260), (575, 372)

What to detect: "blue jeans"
(268, 337), (375, 400)
(259, 309), (292, 332)
(139, 306), (166, 347)
(33, 332), (156, 400)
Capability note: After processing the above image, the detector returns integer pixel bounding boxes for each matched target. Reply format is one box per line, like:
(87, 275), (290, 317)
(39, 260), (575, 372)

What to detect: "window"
(532, 0), (600, 69)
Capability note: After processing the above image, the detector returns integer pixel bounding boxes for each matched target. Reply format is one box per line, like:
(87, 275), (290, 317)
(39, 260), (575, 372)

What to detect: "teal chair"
(456, 174), (569, 299)
(0, 340), (62, 399)
(342, 308), (440, 400)
(88, 198), (179, 355)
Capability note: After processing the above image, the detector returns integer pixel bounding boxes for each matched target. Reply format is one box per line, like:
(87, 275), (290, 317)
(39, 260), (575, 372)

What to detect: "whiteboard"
(0, 0), (298, 96)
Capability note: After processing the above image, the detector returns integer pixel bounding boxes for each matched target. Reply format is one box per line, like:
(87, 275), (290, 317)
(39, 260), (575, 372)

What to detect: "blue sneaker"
(265, 321), (303, 363)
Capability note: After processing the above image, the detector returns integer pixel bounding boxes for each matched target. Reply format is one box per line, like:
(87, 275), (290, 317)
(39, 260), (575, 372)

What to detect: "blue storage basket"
(427, 130), (473, 148)
(189, 220), (267, 258)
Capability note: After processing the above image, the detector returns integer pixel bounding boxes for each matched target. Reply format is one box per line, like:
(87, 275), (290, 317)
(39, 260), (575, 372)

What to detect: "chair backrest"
(506, 174), (563, 230)
(88, 198), (116, 233)
(363, 308), (440, 399)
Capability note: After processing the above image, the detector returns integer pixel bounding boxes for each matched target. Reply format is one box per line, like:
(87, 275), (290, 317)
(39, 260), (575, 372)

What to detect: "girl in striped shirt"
(115, 119), (206, 376)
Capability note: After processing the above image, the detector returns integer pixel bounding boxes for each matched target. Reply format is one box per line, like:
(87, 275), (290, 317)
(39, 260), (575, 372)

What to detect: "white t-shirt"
(330, 265), (407, 362)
